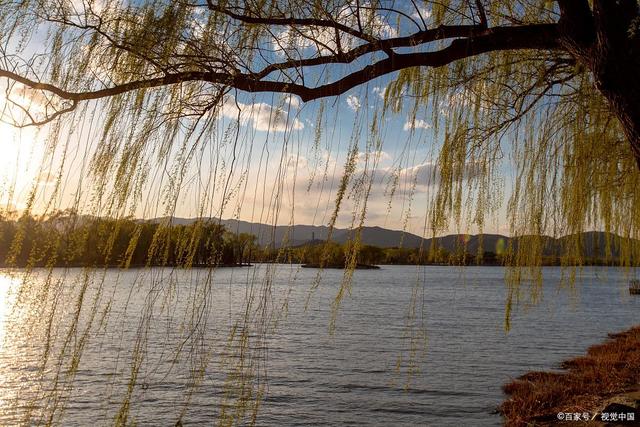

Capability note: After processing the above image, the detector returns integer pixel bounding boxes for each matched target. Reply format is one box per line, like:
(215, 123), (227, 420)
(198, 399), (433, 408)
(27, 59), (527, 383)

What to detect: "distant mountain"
(151, 216), (433, 247)
(150, 216), (337, 247)
(148, 217), (630, 259)
(332, 226), (427, 248)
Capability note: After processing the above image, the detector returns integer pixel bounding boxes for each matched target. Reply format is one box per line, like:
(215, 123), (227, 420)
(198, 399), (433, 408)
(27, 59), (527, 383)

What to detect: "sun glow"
(0, 122), (44, 213)
(0, 273), (23, 420)
(0, 273), (17, 344)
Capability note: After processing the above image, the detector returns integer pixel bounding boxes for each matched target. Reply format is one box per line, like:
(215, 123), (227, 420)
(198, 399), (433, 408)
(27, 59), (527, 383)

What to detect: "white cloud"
(272, 25), (340, 56)
(372, 85), (407, 103)
(403, 119), (432, 131)
(372, 86), (386, 100)
(63, 0), (107, 22)
(271, 5), (397, 57)
(346, 95), (361, 111)
(401, 162), (437, 184)
(411, 6), (432, 21)
(356, 150), (391, 165)
(221, 97), (304, 132)
(218, 148), (483, 237)
(370, 12), (397, 38)
(286, 96), (301, 109)
(10, 84), (49, 112)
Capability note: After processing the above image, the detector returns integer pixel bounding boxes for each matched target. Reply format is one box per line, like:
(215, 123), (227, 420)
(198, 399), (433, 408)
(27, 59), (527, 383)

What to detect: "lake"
(0, 265), (638, 426)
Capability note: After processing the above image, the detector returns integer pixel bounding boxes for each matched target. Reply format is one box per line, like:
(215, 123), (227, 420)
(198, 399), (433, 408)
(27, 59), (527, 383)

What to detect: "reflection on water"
(0, 275), (11, 408)
(0, 266), (638, 426)
(0, 274), (13, 344)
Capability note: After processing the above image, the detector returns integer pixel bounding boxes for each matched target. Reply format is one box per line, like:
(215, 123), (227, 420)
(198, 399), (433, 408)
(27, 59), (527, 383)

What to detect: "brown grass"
(499, 326), (640, 426)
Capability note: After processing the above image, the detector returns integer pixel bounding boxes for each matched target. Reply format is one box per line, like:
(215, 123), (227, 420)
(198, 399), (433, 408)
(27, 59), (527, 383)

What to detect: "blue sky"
(0, 70), (514, 236)
(0, 1), (516, 236)
(150, 82), (512, 236)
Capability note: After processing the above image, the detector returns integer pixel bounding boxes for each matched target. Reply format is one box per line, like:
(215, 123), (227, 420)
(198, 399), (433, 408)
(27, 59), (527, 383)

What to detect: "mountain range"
(152, 217), (627, 258)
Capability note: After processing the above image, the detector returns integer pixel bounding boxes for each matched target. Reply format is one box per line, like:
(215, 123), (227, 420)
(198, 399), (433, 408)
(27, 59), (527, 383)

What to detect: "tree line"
(0, 211), (257, 268)
(0, 211), (475, 268)
(0, 212), (622, 269)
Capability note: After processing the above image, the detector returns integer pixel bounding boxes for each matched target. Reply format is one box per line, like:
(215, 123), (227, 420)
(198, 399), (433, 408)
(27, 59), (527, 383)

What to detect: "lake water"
(0, 265), (638, 426)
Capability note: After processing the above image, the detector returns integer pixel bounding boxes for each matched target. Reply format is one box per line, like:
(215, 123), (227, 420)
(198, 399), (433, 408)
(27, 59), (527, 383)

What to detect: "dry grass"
(499, 326), (640, 426)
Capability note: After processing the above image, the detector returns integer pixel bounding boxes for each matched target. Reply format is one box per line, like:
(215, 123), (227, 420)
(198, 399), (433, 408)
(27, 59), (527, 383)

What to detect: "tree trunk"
(598, 77), (640, 170)
(589, 0), (640, 169)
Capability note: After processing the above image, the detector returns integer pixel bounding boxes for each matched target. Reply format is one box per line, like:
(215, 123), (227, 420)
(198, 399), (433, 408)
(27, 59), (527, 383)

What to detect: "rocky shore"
(500, 326), (640, 425)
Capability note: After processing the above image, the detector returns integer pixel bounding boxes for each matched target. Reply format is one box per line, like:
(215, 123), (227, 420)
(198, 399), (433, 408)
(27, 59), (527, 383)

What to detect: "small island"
(301, 263), (380, 269)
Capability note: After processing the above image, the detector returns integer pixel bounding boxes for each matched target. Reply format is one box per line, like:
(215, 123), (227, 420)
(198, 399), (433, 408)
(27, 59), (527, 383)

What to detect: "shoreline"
(0, 262), (632, 269)
(500, 326), (640, 425)
(300, 263), (380, 269)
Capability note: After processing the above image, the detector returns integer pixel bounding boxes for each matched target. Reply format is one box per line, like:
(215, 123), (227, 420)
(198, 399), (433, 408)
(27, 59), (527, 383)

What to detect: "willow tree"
(0, 0), (637, 244)
(1, 0), (640, 425)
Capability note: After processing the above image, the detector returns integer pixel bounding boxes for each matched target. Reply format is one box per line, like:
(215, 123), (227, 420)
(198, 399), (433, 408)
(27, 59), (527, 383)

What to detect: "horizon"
(0, 210), (620, 242)
(0, 78), (516, 237)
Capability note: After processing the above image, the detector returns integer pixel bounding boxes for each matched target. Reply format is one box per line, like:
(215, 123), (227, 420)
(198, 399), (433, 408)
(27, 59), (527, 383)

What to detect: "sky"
(0, 1), (514, 237)
(0, 67), (514, 237)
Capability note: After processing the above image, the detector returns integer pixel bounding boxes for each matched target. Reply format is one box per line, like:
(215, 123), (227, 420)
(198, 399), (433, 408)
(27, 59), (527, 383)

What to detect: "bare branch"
(205, 1), (378, 43)
(15, 101), (78, 127)
(475, 0), (488, 28)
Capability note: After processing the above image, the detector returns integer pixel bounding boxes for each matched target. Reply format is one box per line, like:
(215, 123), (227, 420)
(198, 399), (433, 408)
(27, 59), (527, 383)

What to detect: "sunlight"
(0, 272), (20, 421)
(0, 272), (17, 348)
(0, 121), (43, 211)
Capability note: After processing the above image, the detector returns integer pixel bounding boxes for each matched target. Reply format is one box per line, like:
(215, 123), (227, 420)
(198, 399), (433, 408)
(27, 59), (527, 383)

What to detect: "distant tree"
(235, 232), (257, 265)
(359, 244), (384, 265)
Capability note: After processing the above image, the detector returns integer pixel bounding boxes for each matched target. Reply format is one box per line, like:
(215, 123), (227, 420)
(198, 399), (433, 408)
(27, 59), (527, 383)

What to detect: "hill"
(152, 217), (629, 259)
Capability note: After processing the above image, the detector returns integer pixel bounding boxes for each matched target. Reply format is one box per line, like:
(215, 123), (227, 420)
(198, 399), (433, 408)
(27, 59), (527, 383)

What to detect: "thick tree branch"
(0, 23), (562, 120)
(556, 0), (591, 19)
(0, 69), (220, 101)
(556, 0), (594, 52)
(252, 24), (484, 79)
(280, 24), (561, 101)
